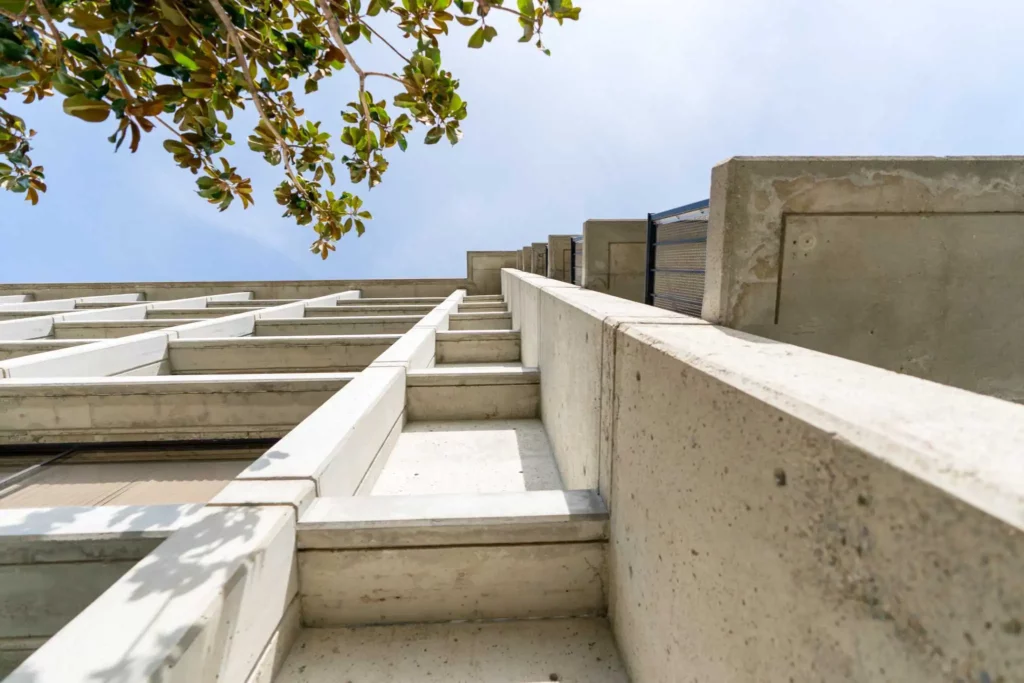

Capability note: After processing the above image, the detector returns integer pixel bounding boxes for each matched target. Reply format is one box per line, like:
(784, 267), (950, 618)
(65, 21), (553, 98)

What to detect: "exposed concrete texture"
(448, 311), (512, 330)
(299, 489), (607, 549)
(0, 374), (352, 443)
(466, 251), (517, 295)
(243, 595), (301, 683)
(208, 480), (317, 516)
(582, 219), (647, 301)
(369, 419), (563, 495)
(5, 506), (297, 683)
(0, 292), (142, 314)
(522, 246), (535, 274)
(54, 319), (190, 338)
(299, 541), (606, 625)
(275, 618), (628, 683)
(531, 242), (549, 277)
(605, 322), (1024, 683)
(256, 315), (418, 336)
(0, 340), (92, 361)
(548, 234), (575, 281)
(237, 366), (405, 496)
(435, 330), (520, 364)
(303, 304), (433, 317)
(0, 278), (467, 301)
(168, 335), (399, 374)
(406, 367), (539, 421)
(705, 156), (1024, 401)
(500, 269), (707, 500)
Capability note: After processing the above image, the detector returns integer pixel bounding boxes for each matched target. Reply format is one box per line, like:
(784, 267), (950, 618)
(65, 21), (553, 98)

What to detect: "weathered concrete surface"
(436, 330), (520, 364)
(547, 235), (575, 281)
(168, 335), (399, 374)
(606, 322), (1024, 683)
(275, 618), (628, 683)
(582, 219), (647, 302)
(298, 490), (607, 548)
(369, 419), (562, 495)
(299, 541), (606, 625)
(0, 340), (92, 361)
(406, 367), (539, 421)
(522, 246), (535, 274)
(531, 242), (549, 277)
(466, 251), (517, 295)
(447, 311), (512, 331)
(54, 319), (190, 339)
(0, 374), (352, 443)
(705, 156), (1024, 401)
(256, 316), (418, 336)
(5, 506), (297, 683)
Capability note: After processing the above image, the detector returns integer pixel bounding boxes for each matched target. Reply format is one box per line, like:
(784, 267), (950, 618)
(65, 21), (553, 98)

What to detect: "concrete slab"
(448, 311), (512, 331)
(406, 368), (540, 420)
(168, 335), (398, 374)
(275, 618), (628, 683)
(298, 489), (607, 548)
(256, 316), (418, 336)
(369, 419), (562, 495)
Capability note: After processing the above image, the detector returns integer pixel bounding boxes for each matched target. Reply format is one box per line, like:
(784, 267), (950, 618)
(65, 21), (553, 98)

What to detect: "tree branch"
(365, 71), (405, 86)
(359, 20), (411, 65)
(314, 0), (375, 144)
(30, 0), (62, 62)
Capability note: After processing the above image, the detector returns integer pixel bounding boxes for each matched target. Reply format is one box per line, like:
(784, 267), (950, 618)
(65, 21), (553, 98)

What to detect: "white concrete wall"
(501, 267), (1024, 683)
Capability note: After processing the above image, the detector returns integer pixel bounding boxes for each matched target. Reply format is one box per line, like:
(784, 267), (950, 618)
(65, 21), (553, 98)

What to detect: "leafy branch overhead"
(0, 0), (580, 258)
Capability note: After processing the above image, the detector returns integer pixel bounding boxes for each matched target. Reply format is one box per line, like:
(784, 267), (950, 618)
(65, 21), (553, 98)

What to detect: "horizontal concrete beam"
(406, 367), (539, 421)
(168, 335), (400, 374)
(0, 293), (143, 314)
(436, 330), (520, 364)
(0, 374), (354, 444)
(298, 489), (607, 548)
(0, 340), (93, 362)
(448, 311), (512, 331)
(54, 319), (194, 339)
(256, 316), (419, 336)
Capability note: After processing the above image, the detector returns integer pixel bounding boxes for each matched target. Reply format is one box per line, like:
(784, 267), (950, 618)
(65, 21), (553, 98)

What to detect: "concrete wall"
(547, 235), (574, 282)
(704, 156), (1024, 402)
(530, 243), (548, 278)
(582, 219), (647, 302)
(466, 252), (517, 295)
(502, 268), (1024, 683)
(522, 246), (535, 274)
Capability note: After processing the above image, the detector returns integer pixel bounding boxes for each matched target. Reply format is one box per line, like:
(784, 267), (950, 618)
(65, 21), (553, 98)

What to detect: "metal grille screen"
(646, 201), (709, 317)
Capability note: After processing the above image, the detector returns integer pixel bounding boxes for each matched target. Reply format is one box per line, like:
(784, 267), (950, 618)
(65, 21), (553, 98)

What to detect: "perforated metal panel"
(570, 236), (584, 285)
(645, 200), (709, 317)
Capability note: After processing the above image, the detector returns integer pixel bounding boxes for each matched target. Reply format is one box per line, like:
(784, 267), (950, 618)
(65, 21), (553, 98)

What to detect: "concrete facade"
(2, 173), (1023, 683)
(582, 219), (648, 302)
(704, 156), (1024, 401)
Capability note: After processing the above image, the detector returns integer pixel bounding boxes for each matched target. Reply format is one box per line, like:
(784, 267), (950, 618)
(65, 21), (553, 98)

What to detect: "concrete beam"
(582, 219), (647, 302)
(256, 316), (419, 336)
(0, 374), (353, 444)
(436, 330), (520, 364)
(0, 340), (93, 361)
(448, 311), (512, 330)
(297, 489), (608, 549)
(522, 246), (534, 273)
(406, 366), (539, 421)
(168, 335), (400, 374)
(0, 293), (143, 314)
(530, 242), (548, 277)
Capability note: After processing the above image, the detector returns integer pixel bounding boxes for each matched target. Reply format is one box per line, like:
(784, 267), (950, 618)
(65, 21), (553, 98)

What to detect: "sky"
(2, 0), (1024, 283)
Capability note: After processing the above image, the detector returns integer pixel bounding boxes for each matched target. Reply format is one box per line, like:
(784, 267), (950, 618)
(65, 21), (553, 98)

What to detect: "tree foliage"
(0, 0), (580, 257)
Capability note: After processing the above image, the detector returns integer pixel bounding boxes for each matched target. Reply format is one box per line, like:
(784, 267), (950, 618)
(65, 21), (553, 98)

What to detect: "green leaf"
(171, 49), (199, 71)
(62, 39), (103, 64)
(455, 15), (477, 26)
(0, 38), (28, 61)
(467, 27), (485, 48)
(0, 64), (30, 80)
(517, 0), (534, 14)
(62, 94), (111, 123)
(424, 126), (443, 144)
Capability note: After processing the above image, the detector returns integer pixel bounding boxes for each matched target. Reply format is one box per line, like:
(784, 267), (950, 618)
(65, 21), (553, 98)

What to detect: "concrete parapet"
(547, 235), (575, 281)
(582, 219), (647, 302)
(705, 156), (1024, 400)
(522, 246), (535, 274)
(501, 267), (1024, 683)
(466, 251), (517, 295)
(530, 242), (548, 277)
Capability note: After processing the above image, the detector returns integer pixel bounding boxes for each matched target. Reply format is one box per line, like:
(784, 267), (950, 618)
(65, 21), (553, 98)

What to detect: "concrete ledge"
(436, 330), (520, 364)
(298, 541), (606, 626)
(0, 340), (94, 361)
(237, 367), (405, 496)
(448, 312), (512, 331)
(0, 374), (354, 444)
(54, 319), (194, 339)
(168, 335), (399, 374)
(406, 368), (539, 420)
(305, 304), (434, 317)
(256, 316), (418, 336)
(298, 490), (608, 548)
(209, 480), (317, 516)
(5, 506), (297, 683)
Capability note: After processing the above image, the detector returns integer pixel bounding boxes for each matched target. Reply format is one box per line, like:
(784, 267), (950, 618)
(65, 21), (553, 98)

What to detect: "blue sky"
(3, 0), (1024, 283)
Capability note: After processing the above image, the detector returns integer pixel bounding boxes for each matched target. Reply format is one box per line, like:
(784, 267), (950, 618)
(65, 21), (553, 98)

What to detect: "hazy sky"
(2, 0), (1022, 283)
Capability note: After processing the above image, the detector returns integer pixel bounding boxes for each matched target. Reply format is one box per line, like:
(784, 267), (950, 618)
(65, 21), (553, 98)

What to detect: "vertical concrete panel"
(607, 322), (1024, 683)
(547, 235), (574, 282)
(582, 220), (647, 302)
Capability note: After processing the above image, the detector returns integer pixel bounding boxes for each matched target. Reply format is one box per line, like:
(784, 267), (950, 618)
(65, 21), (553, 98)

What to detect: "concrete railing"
(502, 267), (1024, 683)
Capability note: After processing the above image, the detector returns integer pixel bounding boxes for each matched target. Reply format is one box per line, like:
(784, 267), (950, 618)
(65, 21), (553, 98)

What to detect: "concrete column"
(704, 156), (1024, 401)
(530, 243), (548, 277)
(522, 246), (535, 274)
(465, 251), (517, 295)
(582, 219), (647, 302)
(546, 235), (574, 282)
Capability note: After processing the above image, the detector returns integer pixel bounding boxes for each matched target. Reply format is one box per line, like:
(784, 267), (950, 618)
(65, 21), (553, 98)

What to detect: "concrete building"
(1, 157), (1023, 683)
